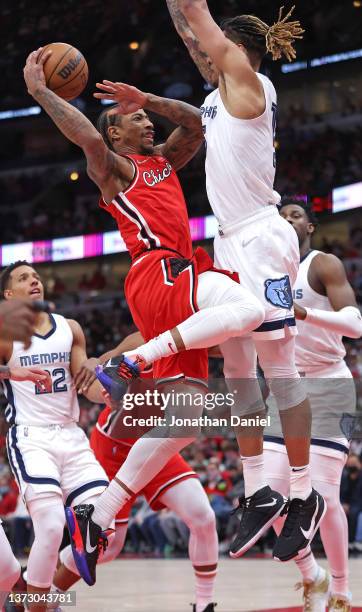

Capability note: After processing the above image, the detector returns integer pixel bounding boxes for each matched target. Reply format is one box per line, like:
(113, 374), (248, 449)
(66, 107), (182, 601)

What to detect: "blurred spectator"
(341, 454), (362, 551)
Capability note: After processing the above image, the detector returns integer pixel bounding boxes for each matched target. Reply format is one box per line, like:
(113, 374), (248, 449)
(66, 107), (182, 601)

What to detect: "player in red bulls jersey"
(24, 51), (265, 596)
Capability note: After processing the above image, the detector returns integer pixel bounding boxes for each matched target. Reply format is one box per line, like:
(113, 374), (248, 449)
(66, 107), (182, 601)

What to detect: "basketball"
(40, 42), (88, 101)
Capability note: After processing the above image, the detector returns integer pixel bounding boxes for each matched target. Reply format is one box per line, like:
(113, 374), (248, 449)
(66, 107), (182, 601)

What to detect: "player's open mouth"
(30, 288), (41, 296)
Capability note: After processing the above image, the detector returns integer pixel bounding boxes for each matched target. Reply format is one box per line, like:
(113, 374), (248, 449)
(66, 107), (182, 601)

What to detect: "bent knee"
(229, 295), (265, 335)
(188, 506), (217, 532)
(39, 524), (64, 550)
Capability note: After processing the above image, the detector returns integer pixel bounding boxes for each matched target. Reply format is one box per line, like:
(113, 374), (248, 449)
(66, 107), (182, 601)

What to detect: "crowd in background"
(1, 122), (361, 245)
(2, 0), (361, 108)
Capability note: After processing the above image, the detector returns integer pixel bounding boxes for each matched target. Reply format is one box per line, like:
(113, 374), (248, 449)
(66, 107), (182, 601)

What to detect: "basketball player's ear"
(108, 126), (121, 147)
(307, 223), (315, 236)
(3, 289), (12, 300)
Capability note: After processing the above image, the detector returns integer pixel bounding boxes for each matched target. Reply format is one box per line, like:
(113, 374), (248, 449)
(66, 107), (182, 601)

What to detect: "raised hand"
(94, 80), (147, 114)
(23, 47), (52, 96)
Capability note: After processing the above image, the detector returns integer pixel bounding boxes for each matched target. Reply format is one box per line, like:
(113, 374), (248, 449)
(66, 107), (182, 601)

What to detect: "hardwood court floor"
(72, 557), (362, 611)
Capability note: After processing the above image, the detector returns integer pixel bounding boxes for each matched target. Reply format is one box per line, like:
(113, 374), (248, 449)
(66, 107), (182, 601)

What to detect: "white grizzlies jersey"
(201, 73), (280, 226)
(3, 314), (79, 426)
(294, 250), (346, 373)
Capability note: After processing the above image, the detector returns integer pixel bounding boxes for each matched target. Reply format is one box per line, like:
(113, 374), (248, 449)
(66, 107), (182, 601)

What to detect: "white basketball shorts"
(6, 422), (109, 505)
(214, 206), (299, 339)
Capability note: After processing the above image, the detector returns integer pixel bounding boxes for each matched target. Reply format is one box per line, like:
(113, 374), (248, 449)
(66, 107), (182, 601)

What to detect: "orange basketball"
(40, 42), (88, 101)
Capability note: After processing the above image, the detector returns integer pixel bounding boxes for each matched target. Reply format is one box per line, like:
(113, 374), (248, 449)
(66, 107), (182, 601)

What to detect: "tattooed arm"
(23, 48), (133, 189)
(95, 81), (204, 171)
(166, 0), (218, 87)
(145, 94), (204, 170)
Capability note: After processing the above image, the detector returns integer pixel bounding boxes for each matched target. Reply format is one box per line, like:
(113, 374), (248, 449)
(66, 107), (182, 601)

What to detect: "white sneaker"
(328, 593), (352, 612)
(295, 568), (331, 612)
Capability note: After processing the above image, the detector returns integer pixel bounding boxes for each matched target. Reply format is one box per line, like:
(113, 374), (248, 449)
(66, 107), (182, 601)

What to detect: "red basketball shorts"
(125, 246), (237, 383)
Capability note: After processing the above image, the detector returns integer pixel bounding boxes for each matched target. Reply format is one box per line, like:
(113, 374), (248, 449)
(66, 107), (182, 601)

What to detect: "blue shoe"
(95, 355), (144, 400)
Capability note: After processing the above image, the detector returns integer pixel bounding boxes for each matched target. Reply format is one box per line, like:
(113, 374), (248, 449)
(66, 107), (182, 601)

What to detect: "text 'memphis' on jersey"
(99, 154), (193, 260)
(3, 314), (79, 426)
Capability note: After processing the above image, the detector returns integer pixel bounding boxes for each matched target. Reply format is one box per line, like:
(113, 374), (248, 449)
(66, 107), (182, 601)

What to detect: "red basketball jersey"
(99, 154), (193, 260)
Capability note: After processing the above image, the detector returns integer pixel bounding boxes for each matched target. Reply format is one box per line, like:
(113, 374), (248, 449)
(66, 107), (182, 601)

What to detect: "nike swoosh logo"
(256, 497), (278, 508)
(86, 523), (97, 554)
(242, 236), (258, 248)
(301, 497), (319, 540)
(136, 159), (148, 165)
(168, 342), (176, 354)
(292, 467), (305, 472)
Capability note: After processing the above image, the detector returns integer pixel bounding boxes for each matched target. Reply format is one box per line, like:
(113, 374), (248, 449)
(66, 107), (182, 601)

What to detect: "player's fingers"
(28, 368), (49, 379)
(38, 50), (52, 65)
(93, 93), (114, 100)
(96, 82), (116, 92)
(82, 372), (97, 391)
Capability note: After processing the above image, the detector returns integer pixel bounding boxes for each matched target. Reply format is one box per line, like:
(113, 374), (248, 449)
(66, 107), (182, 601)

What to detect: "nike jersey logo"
(168, 342), (176, 354)
(300, 497), (319, 540)
(242, 236), (258, 248)
(86, 523), (97, 554)
(256, 497), (278, 508)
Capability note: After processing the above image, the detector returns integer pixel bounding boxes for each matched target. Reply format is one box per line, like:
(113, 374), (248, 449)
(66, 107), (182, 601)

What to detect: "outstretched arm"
(167, 1), (265, 118)
(23, 48), (132, 188)
(172, 1), (258, 84)
(95, 81), (203, 170)
(294, 254), (362, 339)
(166, 0), (218, 87)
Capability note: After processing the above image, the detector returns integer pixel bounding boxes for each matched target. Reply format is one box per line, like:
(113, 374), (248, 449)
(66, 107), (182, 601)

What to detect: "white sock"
(124, 330), (177, 365)
(92, 480), (131, 530)
(290, 465), (312, 500)
(195, 570), (216, 612)
(241, 454), (266, 498)
(295, 551), (321, 583)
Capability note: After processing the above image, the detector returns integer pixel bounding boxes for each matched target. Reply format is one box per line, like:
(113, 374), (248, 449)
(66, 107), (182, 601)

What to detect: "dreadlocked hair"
(97, 105), (120, 151)
(221, 5), (304, 63)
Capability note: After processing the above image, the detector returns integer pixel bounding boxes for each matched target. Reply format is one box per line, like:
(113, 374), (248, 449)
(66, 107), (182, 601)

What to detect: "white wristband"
(305, 305), (362, 339)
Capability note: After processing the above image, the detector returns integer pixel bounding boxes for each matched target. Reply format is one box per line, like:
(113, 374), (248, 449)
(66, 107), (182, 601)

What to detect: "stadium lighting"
(0, 106), (41, 121)
(129, 41), (140, 51)
(70, 171), (79, 181)
(281, 48), (362, 73)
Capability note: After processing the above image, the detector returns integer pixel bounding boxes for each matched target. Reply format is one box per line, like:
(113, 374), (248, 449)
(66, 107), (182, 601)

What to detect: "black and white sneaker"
(191, 604), (217, 612)
(273, 488), (326, 562)
(229, 485), (286, 558)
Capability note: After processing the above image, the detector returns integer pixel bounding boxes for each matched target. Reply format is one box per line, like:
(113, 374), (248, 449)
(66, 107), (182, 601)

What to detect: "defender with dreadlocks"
(160, 1), (327, 564)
